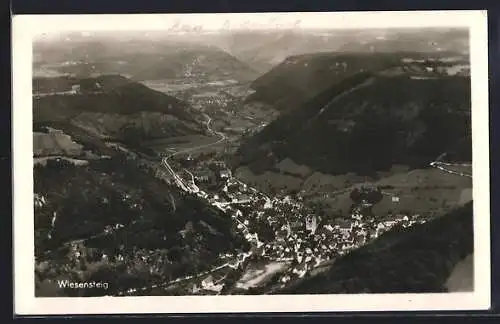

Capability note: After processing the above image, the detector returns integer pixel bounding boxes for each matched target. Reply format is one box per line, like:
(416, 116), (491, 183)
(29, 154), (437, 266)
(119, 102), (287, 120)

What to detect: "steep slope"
(33, 75), (205, 142)
(278, 202), (473, 294)
(246, 51), (469, 112)
(34, 142), (249, 297)
(236, 69), (471, 177)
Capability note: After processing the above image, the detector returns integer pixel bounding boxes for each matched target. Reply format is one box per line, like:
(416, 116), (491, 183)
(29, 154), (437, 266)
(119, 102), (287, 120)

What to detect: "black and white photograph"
(13, 11), (490, 314)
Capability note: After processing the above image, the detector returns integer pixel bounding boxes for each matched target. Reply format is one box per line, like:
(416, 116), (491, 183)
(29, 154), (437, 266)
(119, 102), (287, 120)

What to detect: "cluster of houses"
(157, 154), (430, 292)
(175, 158), (232, 185)
(189, 91), (233, 109)
(201, 177), (429, 285)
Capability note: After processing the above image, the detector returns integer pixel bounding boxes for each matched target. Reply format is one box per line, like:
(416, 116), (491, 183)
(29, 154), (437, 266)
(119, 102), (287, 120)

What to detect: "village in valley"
(145, 152), (429, 294)
(31, 70), (454, 296)
(31, 26), (474, 298)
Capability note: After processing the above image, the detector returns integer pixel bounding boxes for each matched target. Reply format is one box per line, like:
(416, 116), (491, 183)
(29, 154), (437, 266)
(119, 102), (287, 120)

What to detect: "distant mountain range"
(216, 28), (469, 72)
(34, 28), (469, 78)
(33, 38), (259, 82)
(218, 31), (347, 72)
(235, 53), (471, 177)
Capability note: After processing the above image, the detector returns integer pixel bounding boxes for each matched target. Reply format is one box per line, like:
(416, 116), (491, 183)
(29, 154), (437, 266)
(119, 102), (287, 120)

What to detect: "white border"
(13, 11), (491, 315)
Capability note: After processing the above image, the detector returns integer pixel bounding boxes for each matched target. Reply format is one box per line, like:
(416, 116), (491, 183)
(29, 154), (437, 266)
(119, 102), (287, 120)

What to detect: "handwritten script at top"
(164, 18), (303, 34)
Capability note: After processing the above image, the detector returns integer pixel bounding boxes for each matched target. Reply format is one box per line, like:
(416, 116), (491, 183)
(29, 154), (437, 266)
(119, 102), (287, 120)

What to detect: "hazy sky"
(15, 11), (481, 38)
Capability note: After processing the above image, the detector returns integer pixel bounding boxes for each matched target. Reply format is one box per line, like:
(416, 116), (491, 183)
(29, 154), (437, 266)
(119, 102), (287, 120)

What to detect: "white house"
(305, 215), (318, 234)
(324, 224), (334, 232)
(219, 169), (232, 179)
(384, 220), (397, 228)
(71, 84), (81, 94)
(396, 214), (409, 222)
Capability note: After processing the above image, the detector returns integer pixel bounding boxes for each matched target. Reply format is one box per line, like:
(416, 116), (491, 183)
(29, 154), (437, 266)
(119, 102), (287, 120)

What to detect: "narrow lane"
(429, 151), (472, 178)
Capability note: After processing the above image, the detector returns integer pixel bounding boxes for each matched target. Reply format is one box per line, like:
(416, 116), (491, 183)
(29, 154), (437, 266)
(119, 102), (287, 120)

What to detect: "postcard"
(13, 10), (490, 315)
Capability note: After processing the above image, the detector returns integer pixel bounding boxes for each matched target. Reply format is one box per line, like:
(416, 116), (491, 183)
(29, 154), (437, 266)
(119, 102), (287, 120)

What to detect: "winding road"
(115, 113), (262, 295)
(429, 161), (472, 178)
(429, 149), (472, 178)
(165, 114), (227, 160)
(161, 114), (228, 192)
